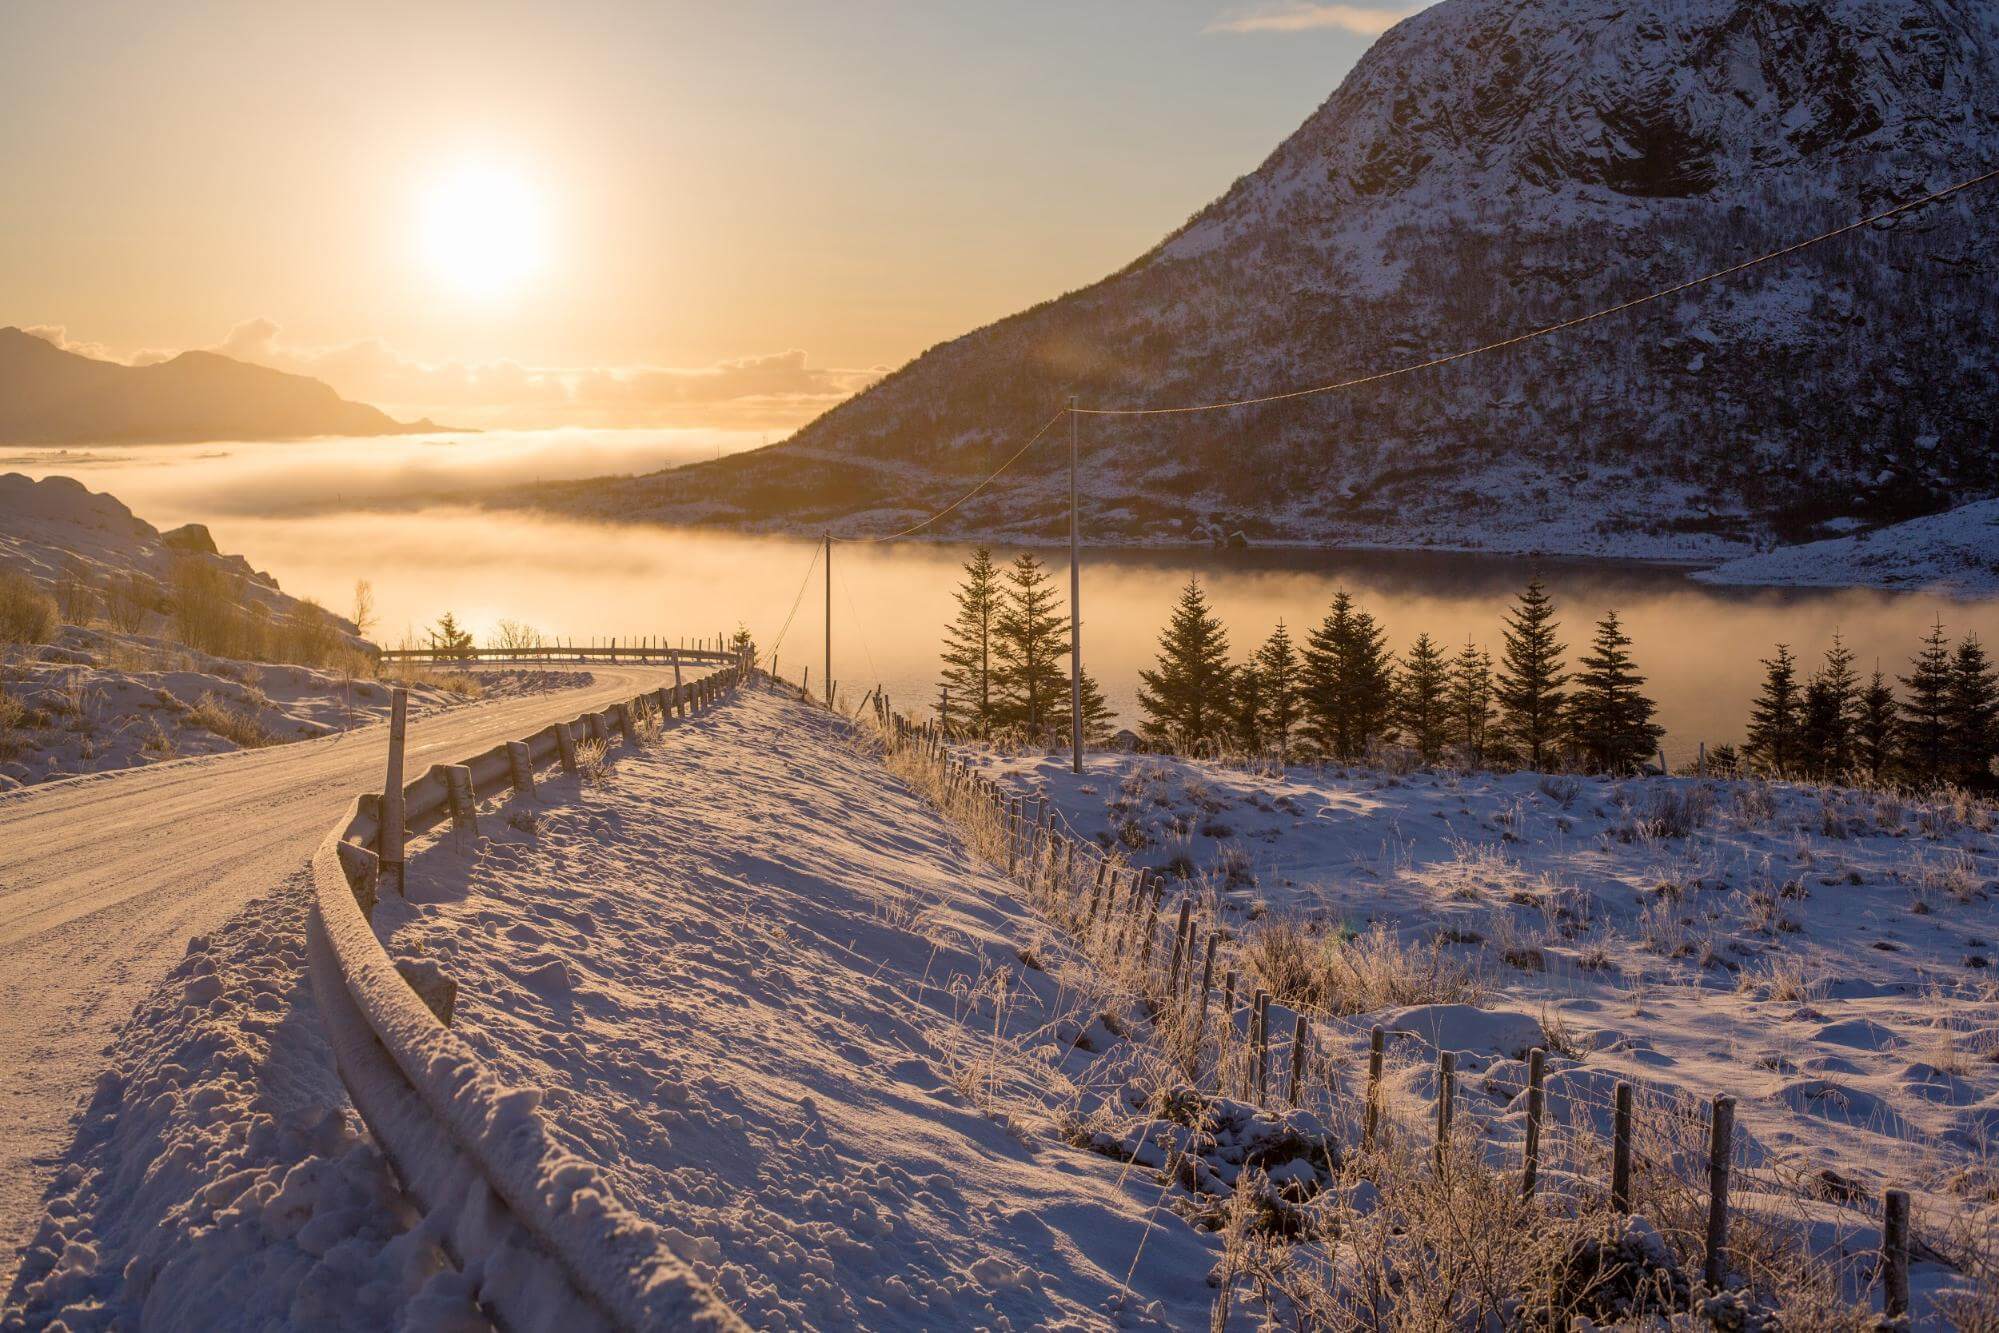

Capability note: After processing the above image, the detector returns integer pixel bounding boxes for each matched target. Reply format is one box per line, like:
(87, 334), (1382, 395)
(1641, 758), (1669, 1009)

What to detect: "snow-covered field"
(970, 745), (1999, 1315)
(0, 630), (589, 789)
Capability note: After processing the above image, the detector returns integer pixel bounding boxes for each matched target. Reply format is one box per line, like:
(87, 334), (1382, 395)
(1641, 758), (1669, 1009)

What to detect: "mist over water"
(13, 432), (1999, 758)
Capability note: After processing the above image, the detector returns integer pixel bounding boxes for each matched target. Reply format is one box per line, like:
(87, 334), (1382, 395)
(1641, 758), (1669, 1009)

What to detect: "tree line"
(1739, 624), (1998, 788)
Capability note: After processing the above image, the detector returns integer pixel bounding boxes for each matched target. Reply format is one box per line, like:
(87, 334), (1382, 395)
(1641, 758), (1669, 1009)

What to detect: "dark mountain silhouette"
(532, 0), (1999, 559)
(0, 327), (442, 444)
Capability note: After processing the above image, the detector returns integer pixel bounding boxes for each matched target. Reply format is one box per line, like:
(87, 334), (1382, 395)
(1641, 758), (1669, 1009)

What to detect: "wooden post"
(1435, 1050), (1456, 1172)
(1006, 798), (1021, 875)
(615, 702), (638, 746)
(1364, 1026), (1385, 1151)
(445, 764), (478, 836)
(1194, 935), (1216, 1047)
(1704, 1094), (1735, 1290)
(1611, 1080), (1634, 1214)
(1288, 1012), (1309, 1106)
(506, 740), (535, 800)
(1167, 898), (1193, 994)
(1140, 880), (1164, 966)
(1253, 991), (1271, 1102)
(1523, 1047), (1546, 1199)
(380, 687), (407, 896)
(587, 712), (609, 745)
(1881, 1188), (1909, 1318)
(555, 721), (578, 774)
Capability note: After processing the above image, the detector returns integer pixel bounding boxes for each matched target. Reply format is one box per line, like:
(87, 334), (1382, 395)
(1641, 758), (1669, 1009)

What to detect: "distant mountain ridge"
(528, 0), (1999, 561)
(0, 327), (440, 444)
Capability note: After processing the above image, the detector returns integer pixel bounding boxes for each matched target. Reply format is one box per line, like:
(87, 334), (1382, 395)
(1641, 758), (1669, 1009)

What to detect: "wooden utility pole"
(823, 533), (833, 707)
(1067, 398), (1082, 775)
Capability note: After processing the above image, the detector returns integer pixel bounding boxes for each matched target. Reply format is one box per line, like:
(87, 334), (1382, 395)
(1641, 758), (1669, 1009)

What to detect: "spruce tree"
(1078, 668), (1117, 745)
(1396, 632), (1451, 764)
(1302, 590), (1395, 761)
(1448, 640), (1495, 767)
(1745, 645), (1801, 776)
(1798, 634), (1859, 777)
(1135, 577), (1233, 747)
(1495, 578), (1568, 770)
(1856, 667), (1899, 782)
(427, 612), (475, 661)
(939, 546), (1003, 736)
(1946, 634), (1999, 788)
(1253, 621), (1301, 757)
(1229, 658), (1266, 753)
(1565, 610), (1663, 774)
(993, 554), (1068, 736)
(1899, 622), (1953, 786)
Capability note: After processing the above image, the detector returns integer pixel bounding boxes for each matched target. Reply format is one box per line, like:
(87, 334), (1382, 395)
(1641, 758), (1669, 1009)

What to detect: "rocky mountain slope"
(0, 327), (439, 444)
(529, 0), (1999, 559)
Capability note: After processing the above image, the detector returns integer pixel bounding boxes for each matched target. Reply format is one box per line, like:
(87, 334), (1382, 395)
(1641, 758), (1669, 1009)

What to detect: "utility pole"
(823, 533), (833, 707)
(1068, 397), (1083, 775)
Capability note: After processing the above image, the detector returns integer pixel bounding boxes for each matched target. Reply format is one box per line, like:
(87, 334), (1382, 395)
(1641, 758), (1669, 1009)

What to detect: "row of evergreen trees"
(1129, 576), (1665, 773)
(936, 549), (1115, 740)
(1742, 625), (1998, 787)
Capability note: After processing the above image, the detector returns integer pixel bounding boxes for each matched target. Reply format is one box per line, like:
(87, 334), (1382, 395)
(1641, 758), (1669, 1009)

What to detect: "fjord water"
(14, 433), (1999, 759)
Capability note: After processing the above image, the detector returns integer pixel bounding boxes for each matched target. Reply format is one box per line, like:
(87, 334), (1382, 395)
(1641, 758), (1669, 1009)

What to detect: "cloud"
(195, 319), (885, 431)
(19, 324), (120, 362)
(1206, 3), (1423, 36)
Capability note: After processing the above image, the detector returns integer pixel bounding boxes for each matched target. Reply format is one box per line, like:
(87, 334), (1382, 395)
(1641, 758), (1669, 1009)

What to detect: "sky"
(1, 0), (1420, 430)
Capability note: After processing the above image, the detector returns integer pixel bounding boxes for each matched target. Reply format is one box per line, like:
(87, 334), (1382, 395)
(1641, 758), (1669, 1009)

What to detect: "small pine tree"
(1565, 610), (1663, 775)
(1745, 645), (1801, 776)
(1302, 590), (1395, 761)
(1856, 667), (1899, 781)
(1495, 579), (1568, 770)
(1899, 621), (1953, 786)
(1448, 640), (1496, 767)
(1229, 658), (1266, 753)
(939, 547), (1003, 737)
(1135, 577), (1234, 747)
(1946, 634), (1999, 788)
(1395, 633), (1451, 764)
(1798, 634), (1860, 777)
(993, 554), (1069, 736)
(1077, 668), (1117, 745)
(427, 611), (475, 661)
(1253, 621), (1301, 757)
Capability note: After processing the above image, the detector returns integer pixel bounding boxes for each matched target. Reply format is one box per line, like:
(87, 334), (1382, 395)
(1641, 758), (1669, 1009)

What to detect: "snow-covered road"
(0, 663), (683, 1291)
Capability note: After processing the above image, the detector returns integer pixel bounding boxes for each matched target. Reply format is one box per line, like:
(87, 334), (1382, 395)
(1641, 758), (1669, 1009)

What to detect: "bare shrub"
(186, 692), (273, 748)
(575, 737), (610, 786)
(104, 572), (157, 634)
(54, 561), (96, 625)
(0, 572), (58, 647)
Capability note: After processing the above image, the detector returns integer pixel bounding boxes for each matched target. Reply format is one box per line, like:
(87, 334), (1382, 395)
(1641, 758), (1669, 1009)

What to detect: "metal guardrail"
(306, 650), (751, 1331)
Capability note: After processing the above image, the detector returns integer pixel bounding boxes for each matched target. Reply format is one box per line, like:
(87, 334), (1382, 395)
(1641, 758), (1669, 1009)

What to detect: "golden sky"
(4, 2), (1410, 429)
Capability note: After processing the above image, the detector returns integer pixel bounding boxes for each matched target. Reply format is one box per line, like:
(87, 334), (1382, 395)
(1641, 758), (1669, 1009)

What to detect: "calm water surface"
(14, 433), (1999, 760)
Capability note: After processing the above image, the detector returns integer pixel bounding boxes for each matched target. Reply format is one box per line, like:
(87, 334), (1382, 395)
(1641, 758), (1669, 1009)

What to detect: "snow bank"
(1697, 499), (1999, 595)
(2, 875), (473, 1330)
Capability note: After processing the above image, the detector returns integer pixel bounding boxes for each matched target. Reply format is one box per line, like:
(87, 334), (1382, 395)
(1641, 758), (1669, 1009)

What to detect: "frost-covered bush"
(0, 570), (58, 647)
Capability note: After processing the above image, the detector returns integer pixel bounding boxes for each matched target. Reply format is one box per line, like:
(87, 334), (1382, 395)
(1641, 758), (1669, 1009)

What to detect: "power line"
(1073, 165), (1999, 417)
(831, 406), (1070, 545)
(765, 539), (821, 664)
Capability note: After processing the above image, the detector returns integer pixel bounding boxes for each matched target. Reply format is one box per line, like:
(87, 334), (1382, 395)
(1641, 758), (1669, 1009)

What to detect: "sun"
(420, 163), (543, 299)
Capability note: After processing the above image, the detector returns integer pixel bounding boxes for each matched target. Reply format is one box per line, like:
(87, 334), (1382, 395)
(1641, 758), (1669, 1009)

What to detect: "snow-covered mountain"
(546, 0), (1999, 558)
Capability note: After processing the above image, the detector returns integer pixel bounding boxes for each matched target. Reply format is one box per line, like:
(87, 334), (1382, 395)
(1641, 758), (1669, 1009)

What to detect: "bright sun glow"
(420, 163), (544, 299)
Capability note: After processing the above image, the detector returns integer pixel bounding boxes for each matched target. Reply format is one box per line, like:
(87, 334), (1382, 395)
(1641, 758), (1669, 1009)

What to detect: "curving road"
(0, 664), (686, 1287)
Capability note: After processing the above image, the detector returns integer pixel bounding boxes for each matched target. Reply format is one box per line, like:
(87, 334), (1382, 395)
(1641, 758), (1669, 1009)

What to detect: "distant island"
(0, 326), (448, 444)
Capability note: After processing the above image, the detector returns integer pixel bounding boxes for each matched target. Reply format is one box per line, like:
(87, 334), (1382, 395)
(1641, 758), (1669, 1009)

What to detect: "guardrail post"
(555, 721), (579, 774)
(616, 702), (639, 747)
(507, 740), (536, 801)
(586, 713), (608, 745)
(381, 687), (408, 895)
(445, 764), (478, 835)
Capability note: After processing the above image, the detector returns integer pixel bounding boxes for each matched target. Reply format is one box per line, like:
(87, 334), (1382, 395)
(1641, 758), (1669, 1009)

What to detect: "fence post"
(1288, 1012), (1309, 1106)
(1140, 880), (1164, 967)
(506, 740), (535, 800)
(1881, 1188), (1910, 1318)
(1252, 991), (1271, 1102)
(615, 702), (638, 747)
(445, 765), (478, 836)
(381, 687), (408, 896)
(1167, 898), (1193, 994)
(1704, 1094), (1735, 1290)
(1434, 1050), (1456, 1172)
(555, 721), (578, 774)
(1523, 1047), (1546, 1198)
(1195, 935), (1216, 1045)
(1364, 1026), (1384, 1150)
(1611, 1081), (1634, 1214)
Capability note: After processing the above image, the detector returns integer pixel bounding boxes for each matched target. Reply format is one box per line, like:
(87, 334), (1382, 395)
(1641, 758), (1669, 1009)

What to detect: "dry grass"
(0, 572), (58, 648)
(185, 692), (274, 748)
(0, 689), (26, 758)
(380, 664), (488, 698)
(574, 736), (610, 786)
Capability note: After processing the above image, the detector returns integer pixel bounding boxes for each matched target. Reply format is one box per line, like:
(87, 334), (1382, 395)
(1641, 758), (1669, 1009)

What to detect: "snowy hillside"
(535, 0), (1999, 560)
